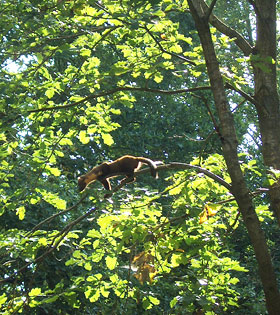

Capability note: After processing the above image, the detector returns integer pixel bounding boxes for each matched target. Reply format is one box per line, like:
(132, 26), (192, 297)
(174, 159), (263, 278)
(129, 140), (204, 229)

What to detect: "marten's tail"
(136, 157), (159, 179)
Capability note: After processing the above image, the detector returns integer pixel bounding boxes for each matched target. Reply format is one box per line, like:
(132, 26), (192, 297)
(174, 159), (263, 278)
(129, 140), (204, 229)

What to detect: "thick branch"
(100, 162), (232, 197)
(205, 0), (218, 21)
(225, 82), (258, 105)
(200, 1), (253, 55)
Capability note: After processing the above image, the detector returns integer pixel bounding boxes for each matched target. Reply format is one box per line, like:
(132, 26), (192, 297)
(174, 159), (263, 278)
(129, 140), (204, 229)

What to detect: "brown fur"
(78, 155), (158, 192)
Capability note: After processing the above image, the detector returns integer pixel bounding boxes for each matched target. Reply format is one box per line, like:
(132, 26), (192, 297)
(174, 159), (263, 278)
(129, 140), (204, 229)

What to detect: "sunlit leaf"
(102, 133), (114, 146)
(79, 130), (90, 144)
(84, 262), (92, 271)
(105, 256), (117, 270)
(0, 294), (7, 306)
(29, 288), (42, 297)
(45, 88), (55, 98)
(199, 210), (208, 224)
(205, 203), (221, 217)
(16, 206), (25, 220)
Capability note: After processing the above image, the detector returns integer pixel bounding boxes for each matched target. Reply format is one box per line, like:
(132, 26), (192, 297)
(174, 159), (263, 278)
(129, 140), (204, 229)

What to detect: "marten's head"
(78, 175), (88, 192)
(78, 165), (104, 191)
(78, 173), (99, 191)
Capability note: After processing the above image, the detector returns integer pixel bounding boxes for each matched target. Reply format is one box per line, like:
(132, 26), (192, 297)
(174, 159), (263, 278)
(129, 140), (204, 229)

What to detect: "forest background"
(1, 0), (280, 314)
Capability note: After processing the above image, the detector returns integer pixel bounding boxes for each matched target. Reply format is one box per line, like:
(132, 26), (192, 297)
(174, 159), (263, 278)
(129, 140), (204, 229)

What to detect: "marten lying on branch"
(78, 155), (158, 192)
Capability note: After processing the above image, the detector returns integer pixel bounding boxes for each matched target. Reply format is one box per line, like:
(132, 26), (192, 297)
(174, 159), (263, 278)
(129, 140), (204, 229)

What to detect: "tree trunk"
(252, 0), (280, 226)
(187, 1), (280, 313)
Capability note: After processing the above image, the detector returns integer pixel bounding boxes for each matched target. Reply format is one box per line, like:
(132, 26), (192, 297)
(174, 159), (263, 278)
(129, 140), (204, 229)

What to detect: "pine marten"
(78, 155), (158, 192)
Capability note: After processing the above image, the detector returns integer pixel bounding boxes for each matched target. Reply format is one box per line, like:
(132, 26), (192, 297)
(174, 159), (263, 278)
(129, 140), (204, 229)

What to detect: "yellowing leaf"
(89, 290), (100, 302)
(199, 210), (208, 224)
(59, 138), (73, 146)
(170, 253), (181, 267)
(100, 287), (110, 298)
(168, 183), (184, 195)
(38, 238), (48, 246)
(30, 198), (39, 204)
(170, 44), (183, 54)
(154, 73), (163, 83)
(55, 199), (66, 210)
(134, 264), (156, 284)
(205, 204), (221, 217)
(162, 53), (171, 59)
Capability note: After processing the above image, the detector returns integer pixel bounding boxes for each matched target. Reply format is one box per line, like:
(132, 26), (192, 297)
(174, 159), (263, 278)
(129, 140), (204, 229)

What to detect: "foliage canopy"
(0, 0), (280, 314)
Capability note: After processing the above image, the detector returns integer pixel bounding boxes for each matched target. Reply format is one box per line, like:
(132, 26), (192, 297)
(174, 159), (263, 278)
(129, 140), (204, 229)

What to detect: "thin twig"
(0, 205), (98, 284)
(27, 192), (89, 236)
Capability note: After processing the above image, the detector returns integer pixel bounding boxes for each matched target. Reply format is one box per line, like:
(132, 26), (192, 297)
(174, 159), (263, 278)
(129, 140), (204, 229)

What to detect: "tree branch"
(199, 1), (253, 55)
(102, 162), (232, 196)
(27, 86), (211, 113)
(1, 161), (269, 284)
(0, 205), (98, 284)
(205, 0), (218, 21)
(225, 82), (258, 105)
(27, 192), (89, 236)
(144, 25), (196, 66)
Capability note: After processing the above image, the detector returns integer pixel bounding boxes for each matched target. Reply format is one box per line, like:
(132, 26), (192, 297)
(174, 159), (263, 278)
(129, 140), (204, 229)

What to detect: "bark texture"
(253, 0), (280, 226)
(187, 1), (280, 313)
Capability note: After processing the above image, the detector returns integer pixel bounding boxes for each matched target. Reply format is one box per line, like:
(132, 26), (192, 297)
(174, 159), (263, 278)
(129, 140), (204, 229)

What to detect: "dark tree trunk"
(187, 0), (280, 314)
(252, 0), (280, 226)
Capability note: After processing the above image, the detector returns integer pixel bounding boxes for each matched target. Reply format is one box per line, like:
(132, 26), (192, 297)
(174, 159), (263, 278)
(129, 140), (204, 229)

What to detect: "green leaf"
(87, 229), (101, 238)
(43, 296), (59, 304)
(143, 297), (152, 310)
(170, 297), (178, 308)
(39, 190), (67, 210)
(80, 48), (91, 57)
(29, 288), (42, 297)
(79, 130), (90, 144)
(0, 294), (7, 306)
(102, 133), (114, 146)
(88, 57), (100, 67)
(148, 296), (160, 305)
(16, 206), (25, 220)
(45, 88), (55, 98)
(73, 250), (81, 258)
(84, 262), (92, 271)
(105, 256), (117, 270)
(48, 167), (61, 176)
